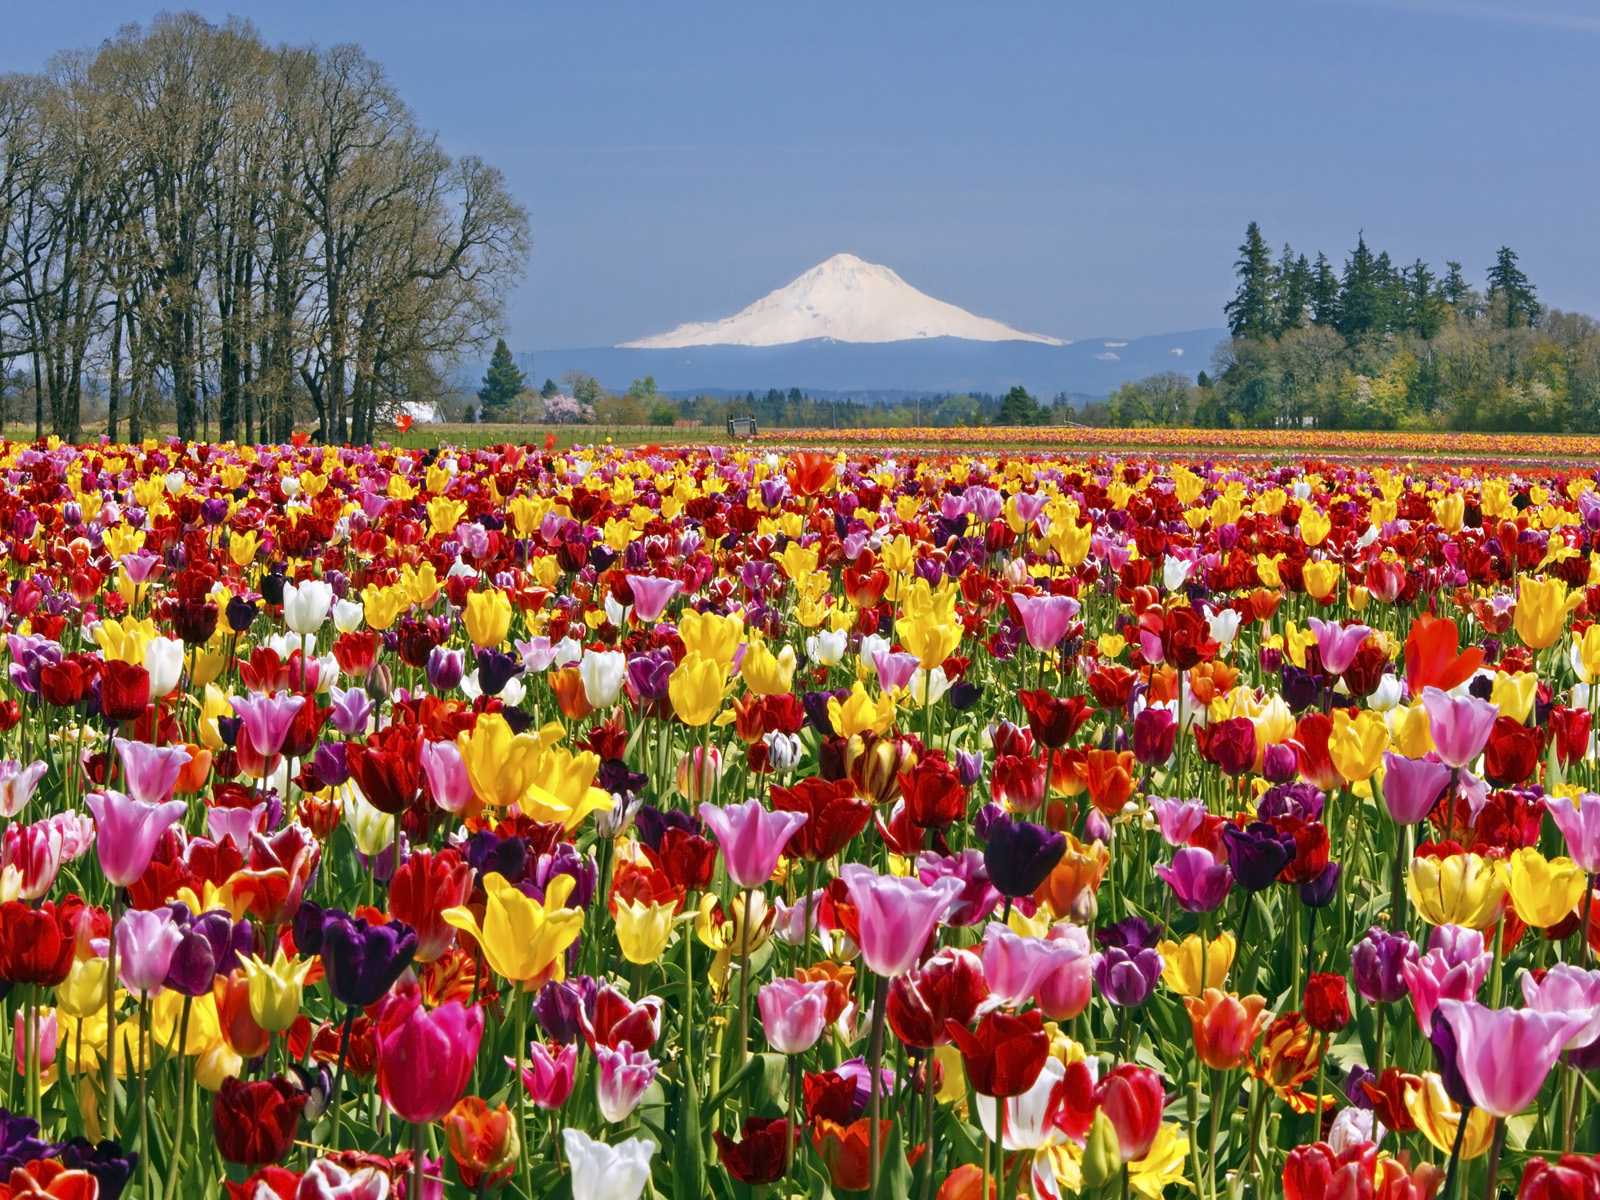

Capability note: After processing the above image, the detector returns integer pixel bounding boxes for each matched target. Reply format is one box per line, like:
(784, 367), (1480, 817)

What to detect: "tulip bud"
(364, 663), (393, 703)
(1080, 1109), (1123, 1190)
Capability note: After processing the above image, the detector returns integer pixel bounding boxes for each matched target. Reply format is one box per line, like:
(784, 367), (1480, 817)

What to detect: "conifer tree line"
(1190, 221), (1600, 431)
(0, 12), (529, 444)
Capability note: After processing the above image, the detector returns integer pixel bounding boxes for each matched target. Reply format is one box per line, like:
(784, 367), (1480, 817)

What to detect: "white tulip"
(1163, 555), (1193, 592)
(806, 628), (848, 667)
(283, 579), (334, 636)
(341, 781), (394, 857)
(331, 599), (365, 633)
(562, 1129), (656, 1200)
(1205, 608), (1241, 647)
(144, 636), (186, 698)
(579, 649), (626, 709)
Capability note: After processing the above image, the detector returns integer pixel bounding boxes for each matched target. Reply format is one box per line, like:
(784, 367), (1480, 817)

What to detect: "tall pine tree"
(1273, 246), (1312, 336)
(477, 339), (526, 421)
(1225, 222), (1276, 338)
(1310, 253), (1340, 327)
(1486, 247), (1541, 328)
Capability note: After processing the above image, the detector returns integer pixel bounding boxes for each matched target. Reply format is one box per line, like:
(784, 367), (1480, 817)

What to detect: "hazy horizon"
(5, 1), (1596, 352)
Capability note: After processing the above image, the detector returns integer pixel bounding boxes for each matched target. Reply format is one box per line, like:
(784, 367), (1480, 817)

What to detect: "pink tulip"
(757, 977), (830, 1054)
(12, 1008), (56, 1082)
(1546, 791), (1600, 874)
(206, 803), (267, 849)
(1010, 593), (1081, 652)
(1307, 617), (1371, 676)
(838, 864), (964, 977)
(375, 995), (484, 1124)
(871, 651), (922, 692)
(0, 759), (47, 818)
(1438, 999), (1590, 1117)
(697, 799), (807, 889)
(1148, 797), (1207, 846)
(1520, 962), (1600, 1051)
(512, 1041), (577, 1110)
(113, 737), (192, 806)
(979, 922), (1055, 1008)
(229, 691), (306, 759)
(1379, 752), (1453, 825)
(419, 740), (475, 814)
(1420, 687), (1498, 770)
(624, 575), (682, 623)
(1032, 923), (1095, 1021)
(1402, 925), (1489, 1032)
(595, 1041), (657, 1123)
(84, 789), (187, 887)
(115, 907), (185, 994)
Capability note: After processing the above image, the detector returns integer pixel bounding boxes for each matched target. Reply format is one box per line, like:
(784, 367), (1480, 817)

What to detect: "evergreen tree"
(1486, 246), (1541, 328)
(1401, 259), (1448, 338)
(1310, 253), (1340, 326)
(477, 338), (526, 421)
(1336, 234), (1385, 342)
(540, 378), (558, 398)
(1225, 222), (1276, 338)
(997, 385), (1044, 425)
(1442, 262), (1471, 309)
(1273, 247), (1312, 336)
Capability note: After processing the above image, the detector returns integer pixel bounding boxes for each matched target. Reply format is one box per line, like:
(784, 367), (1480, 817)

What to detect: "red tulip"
(1290, 713), (1343, 792)
(388, 848), (475, 962)
(345, 724), (424, 816)
(944, 1009), (1049, 1097)
(1551, 706), (1593, 772)
(375, 995), (484, 1124)
(1482, 715), (1543, 787)
(714, 1117), (794, 1186)
(39, 660), (91, 708)
(1018, 690), (1094, 750)
(212, 1076), (308, 1165)
(1096, 1064), (1165, 1162)
(1303, 972), (1351, 1033)
(1160, 607), (1218, 671)
(897, 756), (965, 831)
(770, 777), (873, 859)
(1404, 613), (1483, 696)
(887, 947), (988, 1049)
(0, 898), (79, 986)
(100, 660), (151, 723)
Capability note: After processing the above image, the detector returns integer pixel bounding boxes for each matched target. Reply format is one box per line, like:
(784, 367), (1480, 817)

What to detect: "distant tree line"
(0, 13), (528, 444)
(1170, 222), (1598, 432)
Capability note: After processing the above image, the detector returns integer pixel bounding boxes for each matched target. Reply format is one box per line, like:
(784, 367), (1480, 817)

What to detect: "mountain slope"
(621, 253), (1063, 348)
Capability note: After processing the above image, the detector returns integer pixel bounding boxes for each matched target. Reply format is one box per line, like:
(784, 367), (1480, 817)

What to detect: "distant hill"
(508, 329), (1225, 400)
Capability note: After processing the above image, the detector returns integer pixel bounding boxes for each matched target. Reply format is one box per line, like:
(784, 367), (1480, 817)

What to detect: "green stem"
(867, 973), (888, 1199)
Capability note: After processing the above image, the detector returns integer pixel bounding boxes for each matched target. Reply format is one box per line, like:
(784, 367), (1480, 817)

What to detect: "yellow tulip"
(521, 743), (615, 831)
(228, 529), (260, 569)
(1387, 702), (1435, 759)
(1298, 507), (1331, 547)
(93, 617), (158, 665)
(456, 712), (547, 809)
(463, 588), (513, 650)
(1329, 709), (1388, 783)
(236, 948), (314, 1033)
(1403, 1073), (1494, 1159)
(828, 681), (897, 739)
(1157, 933), (1236, 998)
(1490, 672), (1538, 724)
(1128, 1124), (1193, 1198)
(679, 610), (743, 668)
(1302, 560), (1341, 603)
(740, 639), (796, 696)
(615, 898), (677, 965)
(1406, 852), (1508, 930)
(696, 891), (772, 999)
(1508, 848), (1588, 929)
(777, 542), (820, 581)
(1515, 576), (1578, 650)
(1256, 554), (1285, 589)
(443, 872), (584, 987)
(670, 651), (731, 726)
(427, 496), (468, 537)
(194, 1040), (243, 1092)
(56, 957), (110, 1019)
(151, 990), (222, 1055)
(360, 584), (409, 632)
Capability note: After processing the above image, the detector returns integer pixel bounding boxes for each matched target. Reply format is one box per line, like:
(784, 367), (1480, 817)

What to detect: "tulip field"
(1, 435), (1600, 1200)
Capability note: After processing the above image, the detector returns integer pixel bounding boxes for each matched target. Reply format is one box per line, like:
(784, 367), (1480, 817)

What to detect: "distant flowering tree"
(540, 393), (595, 424)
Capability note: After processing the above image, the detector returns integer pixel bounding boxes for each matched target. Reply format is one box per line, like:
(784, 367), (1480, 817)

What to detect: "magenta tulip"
(595, 1041), (657, 1123)
(1546, 791), (1600, 874)
(375, 996), (484, 1124)
(84, 789), (187, 887)
(624, 575), (682, 623)
(697, 799), (807, 889)
(1520, 962), (1600, 1052)
(1437, 999), (1590, 1117)
(1154, 846), (1234, 913)
(113, 737), (192, 806)
(757, 977), (830, 1054)
(1402, 925), (1489, 1032)
(419, 739), (475, 815)
(1380, 751), (1453, 825)
(230, 691), (307, 760)
(838, 864), (964, 977)
(1420, 687), (1498, 770)
(513, 1041), (577, 1110)
(1010, 593), (1080, 652)
(115, 907), (185, 994)
(1307, 617), (1371, 676)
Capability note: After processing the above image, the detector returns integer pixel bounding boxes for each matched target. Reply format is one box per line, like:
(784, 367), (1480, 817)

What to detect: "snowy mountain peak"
(620, 253), (1064, 348)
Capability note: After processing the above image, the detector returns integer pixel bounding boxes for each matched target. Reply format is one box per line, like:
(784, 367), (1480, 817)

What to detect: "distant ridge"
(622, 253), (1064, 348)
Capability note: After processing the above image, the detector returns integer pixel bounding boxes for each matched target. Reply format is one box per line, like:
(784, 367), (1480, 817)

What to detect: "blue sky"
(5, 2), (1598, 351)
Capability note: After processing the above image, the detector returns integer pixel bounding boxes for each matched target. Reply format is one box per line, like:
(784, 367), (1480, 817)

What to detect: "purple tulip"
(84, 790), (187, 887)
(312, 742), (351, 790)
(319, 910), (419, 1008)
(1350, 926), (1419, 1003)
(1307, 617), (1371, 676)
(954, 750), (984, 788)
(1420, 687), (1498, 770)
(229, 691), (306, 759)
(1380, 752), (1453, 825)
(164, 908), (253, 998)
(1132, 708), (1177, 766)
(1154, 846), (1234, 913)
(1148, 797), (1207, 846)
(476, 649), (523, 698)
(1299, 861), (1343, 908)
(983, 815), (1066, 899)
(1010, 593), (1080, 652)
(426, 647), (465, 692)
(328, 687), (374, 738)
(698, 799), (807, 890)
(1221, 822), (1293, 892)
(115, 907), (185, 994)
(534, 976), (597, 1045)
(1093, 943), (1163, 1008)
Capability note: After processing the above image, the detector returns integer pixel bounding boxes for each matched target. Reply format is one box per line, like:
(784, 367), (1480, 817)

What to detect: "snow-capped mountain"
(621, 253), (1064, 348)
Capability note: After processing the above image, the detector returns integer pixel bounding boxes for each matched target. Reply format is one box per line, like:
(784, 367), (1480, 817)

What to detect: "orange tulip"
(1250, 1013), (1324, 1112)
(550, 666), (594, 721)
(174, 745), (213, 794)
(213, 968), (271, 1059)
(788, 451), (837, 497)
(1184, 988), (1268, 1070)
(1033, 834), (1110, 919)
(1084, 749), (1135, 817)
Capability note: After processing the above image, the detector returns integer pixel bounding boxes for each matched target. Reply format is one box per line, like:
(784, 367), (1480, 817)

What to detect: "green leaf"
(674, 1061), (708, 1200)
(874, 1118), (913, 1200)
(806, 1157), (837, 1200)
